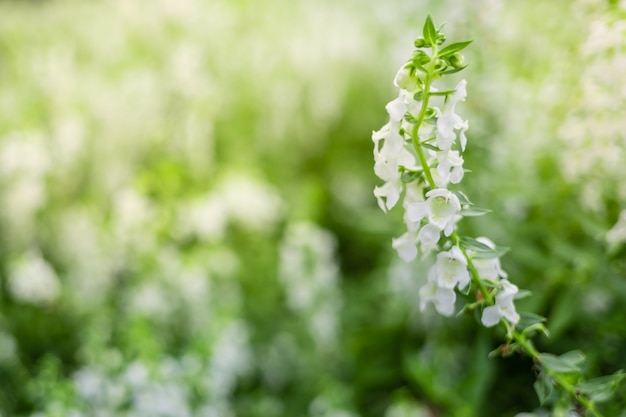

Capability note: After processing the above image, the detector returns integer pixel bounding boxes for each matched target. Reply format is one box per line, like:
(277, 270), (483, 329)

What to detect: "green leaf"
(514, 289), (532, 300)
(401, 169), (422, 183)
(403, 113), (418, 123)
(429, 89), (457, 97)
(539, 351), (585, 374)
(458, 236), (509, 259)
(420, 142), (440, 152)
(575, 370), (625, 403)
(440, 65), (468, 75)
(460, 207), (492, 217)
(451, 190), (472, 205)
(517, 313), (549, 338)
(422, 15), (437, 46)
(516, 312), (546, 329)
(438, 40), (472, 58)
(523, 323), (550, 338)
(472, 247), (510, 259)
(534, 373), (554, 405)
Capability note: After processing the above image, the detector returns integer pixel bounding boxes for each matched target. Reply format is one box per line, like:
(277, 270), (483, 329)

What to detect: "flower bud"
(393, 64), (417, 91)
(449, 53), (465, 69)
(434, 58), (448, 72)
(414, 37), (427, 48)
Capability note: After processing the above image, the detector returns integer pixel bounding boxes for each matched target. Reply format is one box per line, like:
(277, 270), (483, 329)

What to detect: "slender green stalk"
(411, 79), (436, 188)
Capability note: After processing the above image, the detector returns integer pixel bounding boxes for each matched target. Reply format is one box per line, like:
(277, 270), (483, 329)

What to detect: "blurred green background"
(1, 0), (626, 416)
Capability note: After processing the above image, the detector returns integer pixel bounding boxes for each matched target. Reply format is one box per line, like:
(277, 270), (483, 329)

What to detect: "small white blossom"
(436, 150), (465, 185)
(481, 280), (520, 327)
(431, 246), (470, 290)
(392, 232), (418, 262)
(472, 237), (508, 280)
(393, 64), (418, 91)
(406, 188), (461, 237)
(385, 90), (419, 122)
(436, 80), (467, 151)
(417, 223), (442, 246)
(419, 268), (457, 316)
(372, 126), (418, 211)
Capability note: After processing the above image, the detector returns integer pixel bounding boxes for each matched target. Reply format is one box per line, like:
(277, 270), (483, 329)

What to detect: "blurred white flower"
(607, 209), (626, 249)
(279, 222), (342, 350)
(8, 251), (61, 305)
(218, 175), (285, 233)
(208, 321), (252, 399)
(392, 232), (418, 262)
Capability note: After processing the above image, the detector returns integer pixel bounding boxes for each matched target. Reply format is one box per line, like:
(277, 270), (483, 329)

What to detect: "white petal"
(500, 302), (520, 325)
(418, 223), (441, 246)
(434, 287), (456, 316)
(385, 97), (406, 122)
(374, 182), (400, 212)
(481, 306), (502, 327)
(406, 201), (429, 222)
(392, 233), (417, 262)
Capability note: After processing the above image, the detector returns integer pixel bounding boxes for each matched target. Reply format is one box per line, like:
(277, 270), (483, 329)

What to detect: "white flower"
(436, 150), (465, 185)
(431, 246), (470, 290)
(406, 188), (461, 236)
(385, 90), (419, 122)
(372, 122), (404, 155)
(481, 280), (520, 327)
(417, 223), (442, 246)
(393, 64), (418, 91)
(419, 268), (456, 316)
(472, 237), (508, 280)
(392, 232), (417, 262)
(372, 124), (418, 211)
(374, 182), (402, 212)
(436, 80), (467, 151)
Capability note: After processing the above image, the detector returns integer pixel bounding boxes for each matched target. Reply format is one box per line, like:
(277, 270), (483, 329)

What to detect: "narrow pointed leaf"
(441, 65), (468, 75)
(539, 351), (584, 374)
(420, 142), (440, 152)
(575, 371), (625, 403)
(451, 190), (472, 205)
(460, 207), (492, 217)
(422, 15), (437, 46)
(438, 41), (473, 58)
(534, 374), (554, 405)
(516, 312), (546, 330)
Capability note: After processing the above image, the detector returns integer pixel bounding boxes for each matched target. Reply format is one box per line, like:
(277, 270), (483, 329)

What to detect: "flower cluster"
(372, 16), (518, 327)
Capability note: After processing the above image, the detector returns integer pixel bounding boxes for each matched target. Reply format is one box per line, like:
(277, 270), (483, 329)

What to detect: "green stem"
(410, 48), (438, 189)
(456, 237), (494, 305)
(411, 76), (436, 189)
(511, 329), (604, 417)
